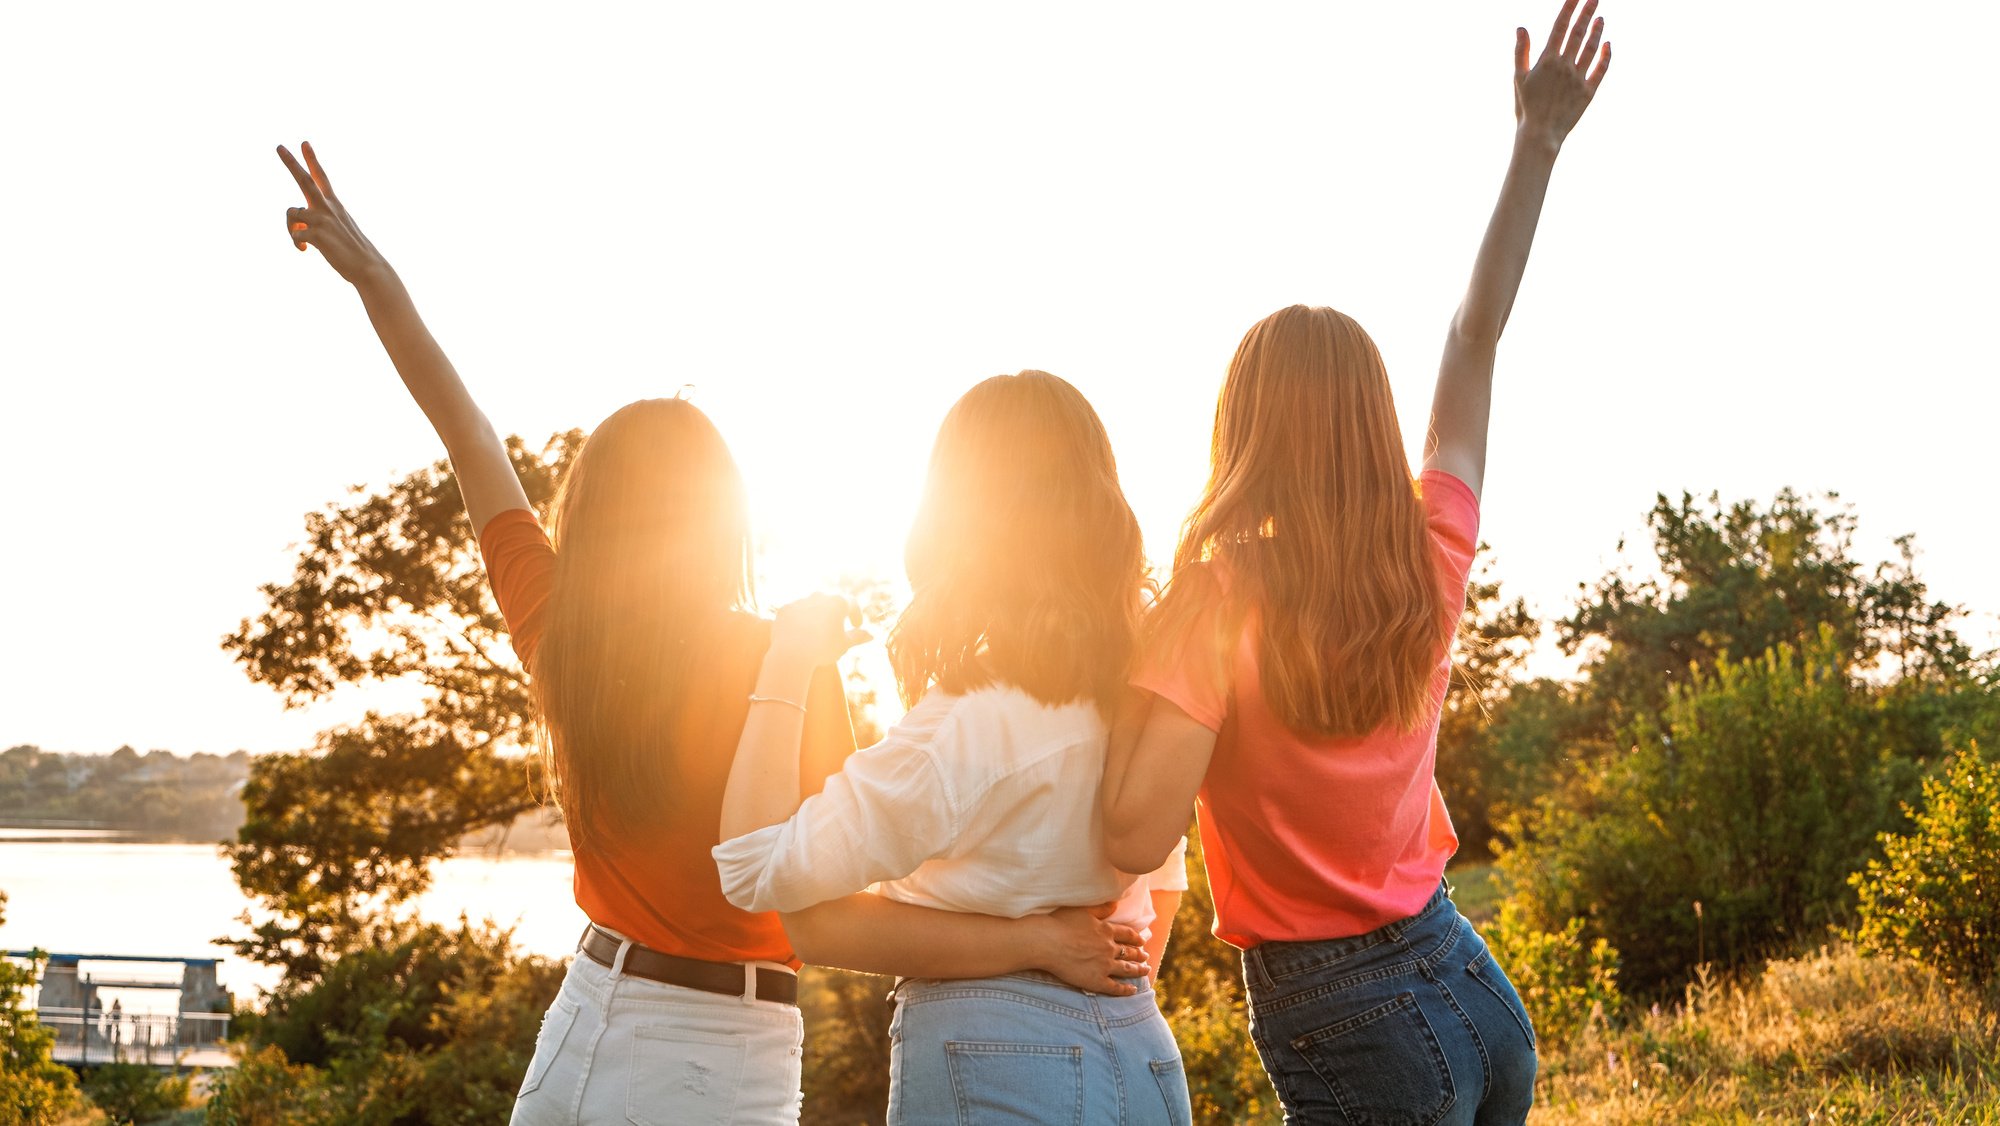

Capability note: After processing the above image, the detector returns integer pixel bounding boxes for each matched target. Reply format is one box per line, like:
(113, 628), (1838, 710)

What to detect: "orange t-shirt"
(1132, 470), (1479, 949)
(478, 508), (854, 968)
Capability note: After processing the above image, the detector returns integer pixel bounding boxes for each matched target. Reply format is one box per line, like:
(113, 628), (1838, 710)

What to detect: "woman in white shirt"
(714, 370), (1192, 1125)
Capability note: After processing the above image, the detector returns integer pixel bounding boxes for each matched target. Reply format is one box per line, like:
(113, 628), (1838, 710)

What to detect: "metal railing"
(35, 1007), (231, 1067)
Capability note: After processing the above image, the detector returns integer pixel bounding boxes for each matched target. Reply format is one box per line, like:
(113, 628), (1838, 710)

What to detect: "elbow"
(1446, 317), (1502, 354)
(1104, 826), (1171, 877)
(777, 909), (833, 966)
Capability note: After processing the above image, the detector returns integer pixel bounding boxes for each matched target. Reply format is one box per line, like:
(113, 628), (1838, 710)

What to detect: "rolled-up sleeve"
(713, 718), (959, 913)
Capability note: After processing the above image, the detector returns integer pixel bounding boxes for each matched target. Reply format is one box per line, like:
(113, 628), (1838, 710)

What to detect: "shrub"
(202, 1045), (336, 1126)
(1478, 899), (1622, 1050)
(0, 892), (83, 1126)
(1499, 637), (1912, 991)
(79, 1063), (190, 1124)
(1850, 742), (2000, 984)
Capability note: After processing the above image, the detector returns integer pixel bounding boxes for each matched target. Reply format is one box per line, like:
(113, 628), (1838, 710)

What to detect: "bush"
(202, 1045), (336, 1126)
(1499, 637), (1913, 992)
(225, 919), (563, 1125)
(79, 1063), (189, 1124)
(0, 892), (83, 1126)
(1850, 742), (2000, 984)
(1477, 899), (1622, 1051)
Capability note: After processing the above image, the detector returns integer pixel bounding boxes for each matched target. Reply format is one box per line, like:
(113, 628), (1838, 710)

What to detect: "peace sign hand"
(1514, 0), (1612, 150)
(278, 142), (391, 288)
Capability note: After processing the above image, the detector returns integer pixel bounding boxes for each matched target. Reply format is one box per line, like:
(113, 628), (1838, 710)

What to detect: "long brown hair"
(1150, 305), (1450, 739)
(532, 398), (753, 850)
(888, 371), (1147, 715)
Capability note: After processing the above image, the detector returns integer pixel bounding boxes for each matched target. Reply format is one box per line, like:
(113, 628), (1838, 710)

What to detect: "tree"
(1499, 636), (1913, 992)
(221, 434), (580, 977)
(1433, 554), (1568, 855)
(1560, 490), (1968, 730)
(0, 892), (82, 1126)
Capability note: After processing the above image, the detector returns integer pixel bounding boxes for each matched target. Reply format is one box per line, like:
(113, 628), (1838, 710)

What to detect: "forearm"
(782, 895), (1053, 979)
(1450, 133), (1560, 348)
(718, 653), (818, 841)
(352, 271), (485, 446)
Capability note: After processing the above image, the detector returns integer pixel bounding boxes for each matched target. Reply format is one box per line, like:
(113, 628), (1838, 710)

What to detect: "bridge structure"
(5, 951), (235, 1070)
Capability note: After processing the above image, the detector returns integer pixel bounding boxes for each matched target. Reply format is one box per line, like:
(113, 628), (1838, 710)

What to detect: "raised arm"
(278, 142), (529, 531)
(1423, 0), (1611, 500)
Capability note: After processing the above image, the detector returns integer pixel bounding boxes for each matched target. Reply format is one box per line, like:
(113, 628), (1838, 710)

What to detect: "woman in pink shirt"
(1101, 4), (1612, 1122)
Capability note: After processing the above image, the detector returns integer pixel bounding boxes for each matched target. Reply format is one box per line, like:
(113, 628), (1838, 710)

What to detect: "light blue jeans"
(887, 971), (1192, 1126)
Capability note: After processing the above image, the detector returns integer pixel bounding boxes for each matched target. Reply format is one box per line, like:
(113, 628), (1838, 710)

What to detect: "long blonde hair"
(1150, 305), (1450, 738)
(888, 371), (1148, 715)
(532, 398), (752, 850)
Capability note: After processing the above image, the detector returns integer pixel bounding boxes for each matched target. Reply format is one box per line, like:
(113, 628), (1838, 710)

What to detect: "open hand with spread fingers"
(1515, 0), (1612, 150)
(278, 142), (392, 288)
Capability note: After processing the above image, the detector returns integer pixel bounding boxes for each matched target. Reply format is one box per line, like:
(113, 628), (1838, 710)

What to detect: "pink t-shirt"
(1133, 469), (1479, 949)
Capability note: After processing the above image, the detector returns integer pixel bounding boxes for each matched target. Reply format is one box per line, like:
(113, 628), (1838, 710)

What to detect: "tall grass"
(1532, 945), (2000, 1124)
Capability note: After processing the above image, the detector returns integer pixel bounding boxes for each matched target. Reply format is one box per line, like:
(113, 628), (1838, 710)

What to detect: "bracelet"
(747, 694), (807, 714)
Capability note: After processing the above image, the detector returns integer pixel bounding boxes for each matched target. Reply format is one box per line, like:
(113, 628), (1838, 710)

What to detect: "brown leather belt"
(577, 924), (798, 1006)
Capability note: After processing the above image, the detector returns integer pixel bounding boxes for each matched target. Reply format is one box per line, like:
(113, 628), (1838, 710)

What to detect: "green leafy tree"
(221, 435), (580, 977)
(1500, 636), (1913, 992)
(1560, 490), (1967, 730)
(1433, 555), (1573, 855)
(0, 892), (82, 1126)
(1850, 742), (2000, 984)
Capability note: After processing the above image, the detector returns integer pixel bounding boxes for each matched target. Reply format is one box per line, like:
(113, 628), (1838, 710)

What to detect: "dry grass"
(1531, 945), (2000, 1124)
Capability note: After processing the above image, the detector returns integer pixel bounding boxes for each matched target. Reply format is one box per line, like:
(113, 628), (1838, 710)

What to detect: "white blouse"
(713, 684), (1188, 941)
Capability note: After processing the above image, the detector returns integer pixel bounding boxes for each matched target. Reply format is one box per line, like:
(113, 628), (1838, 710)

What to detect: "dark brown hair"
(531, 398), (752, 850)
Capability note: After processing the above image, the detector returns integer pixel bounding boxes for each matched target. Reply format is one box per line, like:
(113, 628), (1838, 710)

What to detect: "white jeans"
(510, 939), (805, 1125)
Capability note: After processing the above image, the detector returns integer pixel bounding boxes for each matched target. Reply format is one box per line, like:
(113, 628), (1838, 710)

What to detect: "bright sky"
(4, 2), (1995, 756)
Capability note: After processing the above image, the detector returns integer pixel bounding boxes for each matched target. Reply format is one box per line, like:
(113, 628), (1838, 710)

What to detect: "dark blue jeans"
(1241, 884), (1536, 1126)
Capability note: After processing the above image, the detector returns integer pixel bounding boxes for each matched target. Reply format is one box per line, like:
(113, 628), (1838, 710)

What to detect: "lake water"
(0, 839), (584, 1013)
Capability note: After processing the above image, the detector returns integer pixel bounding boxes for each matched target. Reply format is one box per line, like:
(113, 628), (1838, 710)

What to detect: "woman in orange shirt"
(276, 144), (1147, 1125)
(1100, 4), (1612, 1122)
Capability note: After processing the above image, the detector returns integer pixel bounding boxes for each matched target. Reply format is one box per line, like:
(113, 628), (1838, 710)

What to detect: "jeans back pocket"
(944, 1041), (1084, 1126)
(1291, 992), (1453, 1126)
(515, 995), (578, 1099)
(627, 1025), (747, 1126)
(1149, 1057), (1193, 1126)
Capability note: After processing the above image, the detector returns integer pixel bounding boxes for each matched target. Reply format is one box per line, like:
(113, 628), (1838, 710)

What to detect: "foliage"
(1530, 945), (2000, 1123)
(223, 920), (562, 1125)
(0, 892), (83, 1126)
(77, 1064), (188, 1125)
(798, 968), (892, 1124)
(202, 1046), (336, 1126)
(1477, 900), (1622, 1050)
(1560, 490), (1967, 730)
(1156, 827), (1279, 1125)
(0, 746), (250, 842)
(219, 436), (580, 980)
(222, 433), (580, 741)
(1850, 742), (2000, 985)
(1434, 556), (1557, 855)
(224, 716), (542, 980)
(1501, 637), (1915, 992)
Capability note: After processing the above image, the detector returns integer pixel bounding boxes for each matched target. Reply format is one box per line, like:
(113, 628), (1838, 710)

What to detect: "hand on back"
(278, 142), (392, 287)
(1041, 904), (1151, 996)
(1515, 0), (1612, 150)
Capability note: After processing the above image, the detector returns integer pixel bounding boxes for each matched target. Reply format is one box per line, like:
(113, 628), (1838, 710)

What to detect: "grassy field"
(1530, 946), (2000, 1124)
